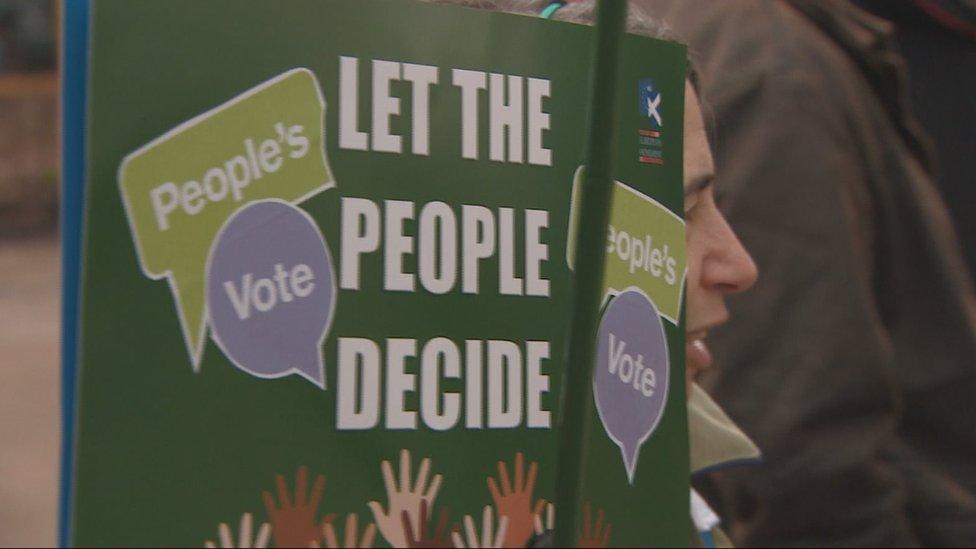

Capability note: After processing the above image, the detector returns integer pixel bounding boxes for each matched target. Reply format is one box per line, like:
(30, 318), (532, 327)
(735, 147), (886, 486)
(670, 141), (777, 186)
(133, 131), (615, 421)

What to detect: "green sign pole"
(555, 1), (626, 547)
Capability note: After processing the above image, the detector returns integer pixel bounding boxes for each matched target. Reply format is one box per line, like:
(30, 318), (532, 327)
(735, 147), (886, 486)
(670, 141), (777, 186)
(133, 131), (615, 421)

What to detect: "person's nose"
(701, 213), (758, 295)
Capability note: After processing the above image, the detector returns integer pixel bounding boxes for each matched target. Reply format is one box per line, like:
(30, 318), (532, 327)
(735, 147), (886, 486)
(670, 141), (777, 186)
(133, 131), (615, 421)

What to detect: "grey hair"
(423, 0), (675, 41)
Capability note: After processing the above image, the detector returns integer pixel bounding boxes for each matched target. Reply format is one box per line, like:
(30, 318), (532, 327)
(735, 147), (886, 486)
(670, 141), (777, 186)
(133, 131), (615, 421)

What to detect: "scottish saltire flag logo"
(639, 78), (663, 128)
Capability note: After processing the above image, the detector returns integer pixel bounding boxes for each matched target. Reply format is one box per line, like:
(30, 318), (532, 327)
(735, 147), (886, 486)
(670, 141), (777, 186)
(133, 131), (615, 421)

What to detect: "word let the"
(339, 56), (552, 165)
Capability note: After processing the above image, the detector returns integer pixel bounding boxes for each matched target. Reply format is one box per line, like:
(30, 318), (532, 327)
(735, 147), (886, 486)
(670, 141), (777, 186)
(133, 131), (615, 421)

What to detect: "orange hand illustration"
(319, 513), (377, 548)
(402, 499), (452, 548)
(204, 512), (271, 548)
(452, 505), (509, 548)
(486, 452), (542, 548)
(262, 465), (327, 548)
(577, 502), (611, 548)
(368, 449), (443, 548)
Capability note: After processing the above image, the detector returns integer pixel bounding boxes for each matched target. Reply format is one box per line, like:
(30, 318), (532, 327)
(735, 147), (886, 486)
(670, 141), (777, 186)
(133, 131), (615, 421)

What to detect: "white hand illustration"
(367, 449), (443, 548)
(533, 501), (554, 536)
(204, 512), (271, 549)
(451, 505), (508, 548)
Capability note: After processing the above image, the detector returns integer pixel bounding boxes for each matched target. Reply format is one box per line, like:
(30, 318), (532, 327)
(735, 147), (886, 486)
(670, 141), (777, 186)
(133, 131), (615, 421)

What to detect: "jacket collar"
(688, 383), (761, 474)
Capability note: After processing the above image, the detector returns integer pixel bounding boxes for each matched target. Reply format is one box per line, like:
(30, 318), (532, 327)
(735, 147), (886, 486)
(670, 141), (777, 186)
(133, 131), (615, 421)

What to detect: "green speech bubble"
(566, 166), (686, 324)
(118, 68), (334, 369)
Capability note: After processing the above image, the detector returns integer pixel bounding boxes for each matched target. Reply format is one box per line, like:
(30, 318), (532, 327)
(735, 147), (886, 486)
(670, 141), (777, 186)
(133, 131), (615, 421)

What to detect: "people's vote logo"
(639, 78), (663, 128)
(593, 288), (670, 483)
(206, 199), (335, 388)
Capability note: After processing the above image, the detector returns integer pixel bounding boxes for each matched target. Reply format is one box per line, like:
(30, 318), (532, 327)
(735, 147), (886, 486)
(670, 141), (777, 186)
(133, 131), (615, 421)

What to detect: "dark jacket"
(852, 0), (976, 290)
(639, 0), (976, 546)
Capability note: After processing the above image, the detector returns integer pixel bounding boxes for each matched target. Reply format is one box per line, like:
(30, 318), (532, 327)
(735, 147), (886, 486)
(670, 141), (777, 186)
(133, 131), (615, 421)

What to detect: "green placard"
(66, 1), (689, 546)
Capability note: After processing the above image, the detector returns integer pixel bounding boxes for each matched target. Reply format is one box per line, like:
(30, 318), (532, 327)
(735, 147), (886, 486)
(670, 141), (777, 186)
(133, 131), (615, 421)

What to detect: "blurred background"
(0, 1), (58, 547)
(0, 0), (974, 547)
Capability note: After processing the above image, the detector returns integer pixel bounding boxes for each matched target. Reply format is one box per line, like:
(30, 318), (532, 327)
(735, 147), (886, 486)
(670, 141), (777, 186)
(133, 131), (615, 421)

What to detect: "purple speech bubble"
(206, 199), (335, 388)
(593, 287), (670, 483)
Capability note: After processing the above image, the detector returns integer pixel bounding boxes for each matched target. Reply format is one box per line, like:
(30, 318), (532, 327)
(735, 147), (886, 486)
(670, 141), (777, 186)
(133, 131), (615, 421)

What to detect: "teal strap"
(539, 1), (566, 19)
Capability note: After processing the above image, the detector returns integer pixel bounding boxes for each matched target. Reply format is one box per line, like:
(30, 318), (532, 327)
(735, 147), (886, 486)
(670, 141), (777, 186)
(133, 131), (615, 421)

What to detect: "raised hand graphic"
(486, 452), (542, 548)
(451, 505), (508, 548)
(531, 501), (554, 537)
(402, 499), (453, 548)
(368, 449), (443, 548)
(204, 512), (271, 548)
(320, 512), (377, 548)
(577, 502), (611, 548)
(262, 465), (327, 548)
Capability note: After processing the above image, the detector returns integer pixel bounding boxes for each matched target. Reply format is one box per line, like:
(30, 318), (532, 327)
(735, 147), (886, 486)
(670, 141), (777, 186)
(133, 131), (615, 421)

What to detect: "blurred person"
(640, 0), (976, 546)
(427, 1), (761, 546)
(0, 7), (12, 72)
(0, 1), (56, 73)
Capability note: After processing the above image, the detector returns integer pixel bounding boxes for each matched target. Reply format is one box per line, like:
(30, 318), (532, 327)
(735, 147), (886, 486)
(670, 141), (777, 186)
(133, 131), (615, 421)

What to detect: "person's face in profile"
(682, 80), (757, 395)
